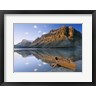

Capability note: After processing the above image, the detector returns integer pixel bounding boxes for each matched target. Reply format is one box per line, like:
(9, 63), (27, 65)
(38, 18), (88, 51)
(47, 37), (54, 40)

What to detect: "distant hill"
(14, 39), (31, 48)
(14, 26), (82, 48)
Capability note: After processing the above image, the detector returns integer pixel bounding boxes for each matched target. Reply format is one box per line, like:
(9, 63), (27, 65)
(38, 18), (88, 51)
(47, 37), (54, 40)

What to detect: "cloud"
(43, 62), (47, 65)
(33, 25), (37, 29)
(34, 69), (38, 71)
(38, 64), (42, 66)
(25, 62), (29, 65)
(25, 32), (29, 35)
(42, 32), (46, 35)
(38, 30), (41, 33)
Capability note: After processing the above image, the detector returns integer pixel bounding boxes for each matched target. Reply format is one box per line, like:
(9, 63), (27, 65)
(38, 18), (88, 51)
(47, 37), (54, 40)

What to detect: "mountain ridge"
(14, 26), (82, 48)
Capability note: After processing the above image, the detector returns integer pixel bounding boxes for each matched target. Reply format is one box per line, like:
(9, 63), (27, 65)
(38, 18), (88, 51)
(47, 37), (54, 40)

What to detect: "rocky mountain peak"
(21, 39), (30, 43)
(30, 26), (81, 47)
(15, 26), (82, 48)
(14, 39), (31, 48)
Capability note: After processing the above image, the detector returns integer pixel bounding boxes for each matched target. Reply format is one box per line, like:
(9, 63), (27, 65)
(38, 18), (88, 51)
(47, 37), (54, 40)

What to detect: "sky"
(14, 24), (82, 44)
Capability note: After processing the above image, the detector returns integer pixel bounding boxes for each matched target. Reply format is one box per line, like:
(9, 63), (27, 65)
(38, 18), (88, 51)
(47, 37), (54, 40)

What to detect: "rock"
(68, 26), (74, 40)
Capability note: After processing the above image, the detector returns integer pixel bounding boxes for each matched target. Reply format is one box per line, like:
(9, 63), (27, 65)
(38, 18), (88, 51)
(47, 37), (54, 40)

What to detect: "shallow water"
(14, 48), (82, 72)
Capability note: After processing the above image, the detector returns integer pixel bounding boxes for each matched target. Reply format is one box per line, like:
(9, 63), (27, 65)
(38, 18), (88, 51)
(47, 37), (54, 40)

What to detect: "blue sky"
(14, 23), (82, 44)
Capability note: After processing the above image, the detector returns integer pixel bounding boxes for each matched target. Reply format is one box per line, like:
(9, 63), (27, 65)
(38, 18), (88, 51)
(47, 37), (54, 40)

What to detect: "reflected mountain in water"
(14, 47), (82, 72)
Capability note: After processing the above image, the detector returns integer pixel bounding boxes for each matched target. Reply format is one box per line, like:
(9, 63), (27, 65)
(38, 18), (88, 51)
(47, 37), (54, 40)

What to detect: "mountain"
(14, 39), (31, 48)
(14, 26), (82, 48)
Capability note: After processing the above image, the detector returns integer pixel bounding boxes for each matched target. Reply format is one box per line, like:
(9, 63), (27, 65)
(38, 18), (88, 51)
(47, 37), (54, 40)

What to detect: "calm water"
(14, 48), (82, 72)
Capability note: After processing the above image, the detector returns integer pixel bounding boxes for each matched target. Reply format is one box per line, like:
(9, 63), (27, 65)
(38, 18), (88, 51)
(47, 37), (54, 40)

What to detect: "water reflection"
(14, 48), (82, 72)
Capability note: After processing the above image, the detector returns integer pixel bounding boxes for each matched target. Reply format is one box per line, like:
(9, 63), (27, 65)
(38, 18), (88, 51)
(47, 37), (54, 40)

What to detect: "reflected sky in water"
(14, 48), (82, 72)
(14, 52), (53, 72)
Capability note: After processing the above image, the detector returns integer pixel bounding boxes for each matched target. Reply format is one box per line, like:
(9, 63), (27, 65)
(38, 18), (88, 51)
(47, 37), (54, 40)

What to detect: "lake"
(14, 48), (82, 72)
